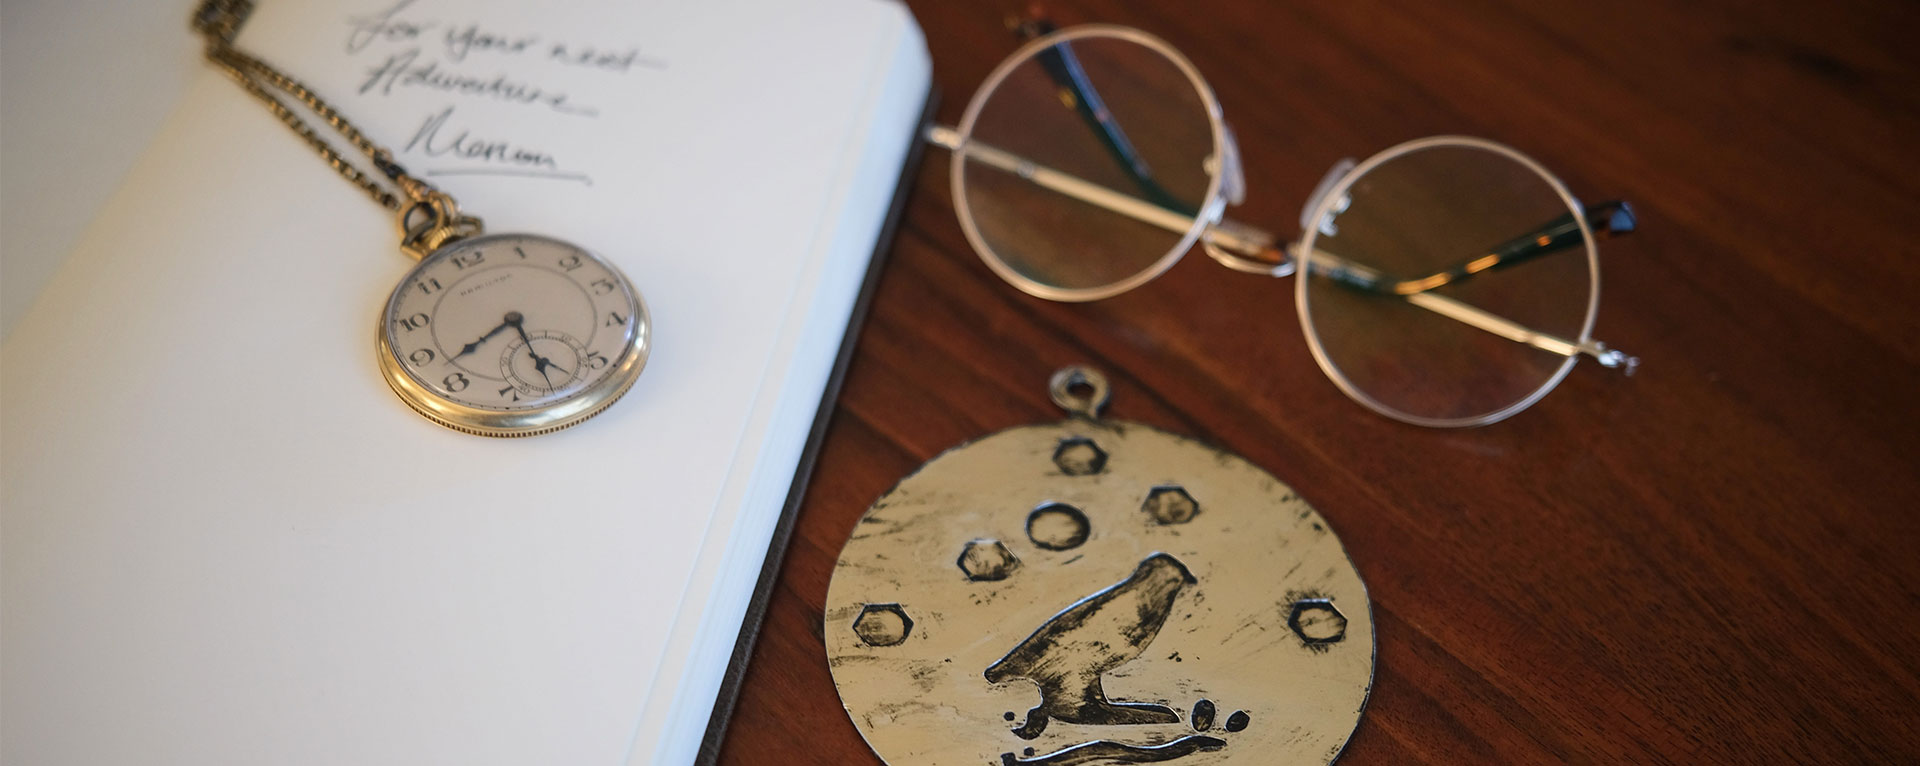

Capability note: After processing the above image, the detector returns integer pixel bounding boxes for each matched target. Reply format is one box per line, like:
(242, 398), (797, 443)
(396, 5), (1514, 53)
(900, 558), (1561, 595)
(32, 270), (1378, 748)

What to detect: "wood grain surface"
(717, 0), (1920, 762)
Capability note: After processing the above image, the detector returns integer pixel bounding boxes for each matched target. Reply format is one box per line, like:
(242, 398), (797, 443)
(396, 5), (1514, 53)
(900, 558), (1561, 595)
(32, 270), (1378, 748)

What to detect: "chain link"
(193, 0), (435, 212)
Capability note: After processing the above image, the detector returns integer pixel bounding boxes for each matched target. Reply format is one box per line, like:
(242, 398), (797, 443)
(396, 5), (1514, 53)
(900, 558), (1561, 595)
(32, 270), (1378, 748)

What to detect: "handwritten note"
(342, 0), (666, 185)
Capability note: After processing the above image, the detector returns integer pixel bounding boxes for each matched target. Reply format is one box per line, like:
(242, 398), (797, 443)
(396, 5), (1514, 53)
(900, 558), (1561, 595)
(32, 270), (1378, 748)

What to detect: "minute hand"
(508, 317), (569, 387)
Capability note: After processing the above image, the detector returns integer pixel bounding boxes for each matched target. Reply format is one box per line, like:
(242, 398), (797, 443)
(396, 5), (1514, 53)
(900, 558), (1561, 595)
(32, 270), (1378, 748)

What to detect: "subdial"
(499, 330), (589, 397)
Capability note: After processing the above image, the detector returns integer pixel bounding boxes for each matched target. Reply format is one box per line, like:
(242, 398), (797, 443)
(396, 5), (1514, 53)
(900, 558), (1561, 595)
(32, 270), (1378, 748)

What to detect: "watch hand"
(507, 314), (559, 389)
(532, 356), (556, 389)
(450, 311), (523, 361)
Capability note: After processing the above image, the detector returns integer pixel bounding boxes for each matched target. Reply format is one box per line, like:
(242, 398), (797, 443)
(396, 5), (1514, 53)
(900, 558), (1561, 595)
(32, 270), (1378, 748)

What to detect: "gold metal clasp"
(191, 0), (255, 46)
(398, 191), (484, 260)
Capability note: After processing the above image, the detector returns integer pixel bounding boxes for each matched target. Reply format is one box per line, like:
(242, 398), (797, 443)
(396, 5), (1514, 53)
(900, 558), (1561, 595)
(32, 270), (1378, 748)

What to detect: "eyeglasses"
(926, 22), (1639, 427)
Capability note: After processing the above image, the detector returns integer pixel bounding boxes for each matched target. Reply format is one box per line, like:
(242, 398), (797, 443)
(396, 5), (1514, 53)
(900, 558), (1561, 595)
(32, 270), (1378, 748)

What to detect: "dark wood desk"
(719, 0), (1920, 761)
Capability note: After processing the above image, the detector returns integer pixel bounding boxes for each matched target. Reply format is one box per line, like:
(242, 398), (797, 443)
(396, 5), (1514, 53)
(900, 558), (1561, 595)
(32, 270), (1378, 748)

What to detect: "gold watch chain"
(203, 45), (419, 211)
(190, 0), (482, 259)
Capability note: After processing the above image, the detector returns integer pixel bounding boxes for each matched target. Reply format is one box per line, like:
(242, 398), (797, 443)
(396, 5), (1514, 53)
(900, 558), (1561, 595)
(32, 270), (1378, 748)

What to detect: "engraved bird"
(986, 552), (1197, 739)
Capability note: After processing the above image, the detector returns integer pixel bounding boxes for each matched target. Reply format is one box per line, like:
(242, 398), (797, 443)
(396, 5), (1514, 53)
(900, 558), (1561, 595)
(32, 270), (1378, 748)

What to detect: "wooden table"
(717, 0), (1920, 762)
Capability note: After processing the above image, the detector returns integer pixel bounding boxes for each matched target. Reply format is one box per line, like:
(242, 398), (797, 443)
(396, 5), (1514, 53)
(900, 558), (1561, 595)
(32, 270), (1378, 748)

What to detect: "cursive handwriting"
(444, 23), (538, 62)
(346, 0), (431, 54)
(547, 43), (664, 73)
(341, 0), (662, 187)
(348, 0), (661, 72)
(405, 106), (591, 185)
(360, 48), (597, 117)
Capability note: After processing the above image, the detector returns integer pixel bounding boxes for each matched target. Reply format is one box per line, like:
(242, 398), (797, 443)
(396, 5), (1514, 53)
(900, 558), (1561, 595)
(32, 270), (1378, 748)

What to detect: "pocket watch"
(193, 0), (649, 436)
(377, 230), (650, 437)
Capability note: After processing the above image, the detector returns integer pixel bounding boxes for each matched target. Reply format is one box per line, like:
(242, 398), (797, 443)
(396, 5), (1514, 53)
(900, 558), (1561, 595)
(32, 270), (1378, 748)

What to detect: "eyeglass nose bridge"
(1197, 122), (1296, 277)
(1200, 220), (1288, 276)
(1200, 154), (1366, 279)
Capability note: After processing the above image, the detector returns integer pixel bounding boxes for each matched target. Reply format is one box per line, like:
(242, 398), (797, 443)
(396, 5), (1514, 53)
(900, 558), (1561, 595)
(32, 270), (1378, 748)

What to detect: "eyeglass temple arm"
(1299, 245), (1639, 372)
(926, 128), (1638, 373)
(1289, 188), (1639, 371)
(1384, 201), (1636, 295)
(1015, 16), (1196, 216)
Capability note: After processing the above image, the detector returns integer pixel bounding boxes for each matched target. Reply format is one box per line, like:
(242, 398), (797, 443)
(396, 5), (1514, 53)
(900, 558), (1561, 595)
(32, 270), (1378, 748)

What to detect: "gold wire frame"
(948, 25), (1232, 303)
(1293, 136), (1603, 428)
(934, 23), (1633, 427)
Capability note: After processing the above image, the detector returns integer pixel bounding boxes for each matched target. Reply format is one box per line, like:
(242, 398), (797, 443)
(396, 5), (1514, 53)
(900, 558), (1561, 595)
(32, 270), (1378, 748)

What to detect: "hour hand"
(450, 311), (523, 361)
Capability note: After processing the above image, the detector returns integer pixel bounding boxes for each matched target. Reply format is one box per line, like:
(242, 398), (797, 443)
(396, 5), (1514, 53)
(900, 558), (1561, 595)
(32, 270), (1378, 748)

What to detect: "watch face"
(378, 233), (649, 436)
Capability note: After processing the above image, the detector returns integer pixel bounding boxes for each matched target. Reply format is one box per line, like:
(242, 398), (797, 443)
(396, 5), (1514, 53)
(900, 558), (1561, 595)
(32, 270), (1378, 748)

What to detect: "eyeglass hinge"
(1584, 341), (1641, 376)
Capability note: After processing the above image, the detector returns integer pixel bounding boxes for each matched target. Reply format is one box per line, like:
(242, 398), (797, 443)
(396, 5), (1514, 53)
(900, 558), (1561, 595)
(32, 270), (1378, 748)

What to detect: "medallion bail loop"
(398, 190), (485, 260)
(1048, 366), (1111, 419)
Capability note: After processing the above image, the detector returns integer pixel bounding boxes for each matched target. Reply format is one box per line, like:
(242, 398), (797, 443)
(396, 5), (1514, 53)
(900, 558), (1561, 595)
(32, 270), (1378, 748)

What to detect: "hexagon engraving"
(853, 603), (913, 647)
(1052, 437), (1108, 476)
(1288, 599), (1347, 646)
(958, 539), (1020, 581)
(1142, 485), (1200, 525)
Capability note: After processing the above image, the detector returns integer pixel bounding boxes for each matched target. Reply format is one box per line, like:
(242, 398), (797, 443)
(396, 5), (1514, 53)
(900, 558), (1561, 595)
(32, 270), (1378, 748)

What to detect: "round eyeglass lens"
(954, 29), (1222, 300)
(1296, 140), (1599, 426)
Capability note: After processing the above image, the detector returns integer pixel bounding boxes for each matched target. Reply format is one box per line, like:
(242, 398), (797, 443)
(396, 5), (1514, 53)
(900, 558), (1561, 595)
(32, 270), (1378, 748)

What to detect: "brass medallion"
(827, 368), (1374, 765)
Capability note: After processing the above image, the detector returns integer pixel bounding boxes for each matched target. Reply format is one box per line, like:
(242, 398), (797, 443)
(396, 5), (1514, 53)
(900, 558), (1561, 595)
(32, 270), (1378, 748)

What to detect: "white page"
(0, 1), (928, 764)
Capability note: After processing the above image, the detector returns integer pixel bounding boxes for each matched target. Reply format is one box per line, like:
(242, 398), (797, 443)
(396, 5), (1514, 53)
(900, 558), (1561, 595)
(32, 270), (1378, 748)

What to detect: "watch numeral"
(605, 311), (626, 328)
(590, 278), (616, 295)
(394, 313), (430, 332)
(443, 372), (470, 392)
(451, 252), (485, 270)
(408, 348), (435, 367)
(585, 350), (609, 370)
(414, 277), (443, 296)
(558, 254), (583, 271)
(497, 384), (521, 402)
(513, 246), (529, 259)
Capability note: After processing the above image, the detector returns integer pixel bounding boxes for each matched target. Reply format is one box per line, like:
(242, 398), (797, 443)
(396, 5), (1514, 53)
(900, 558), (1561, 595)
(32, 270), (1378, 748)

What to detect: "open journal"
(0, 1), (930, 763)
